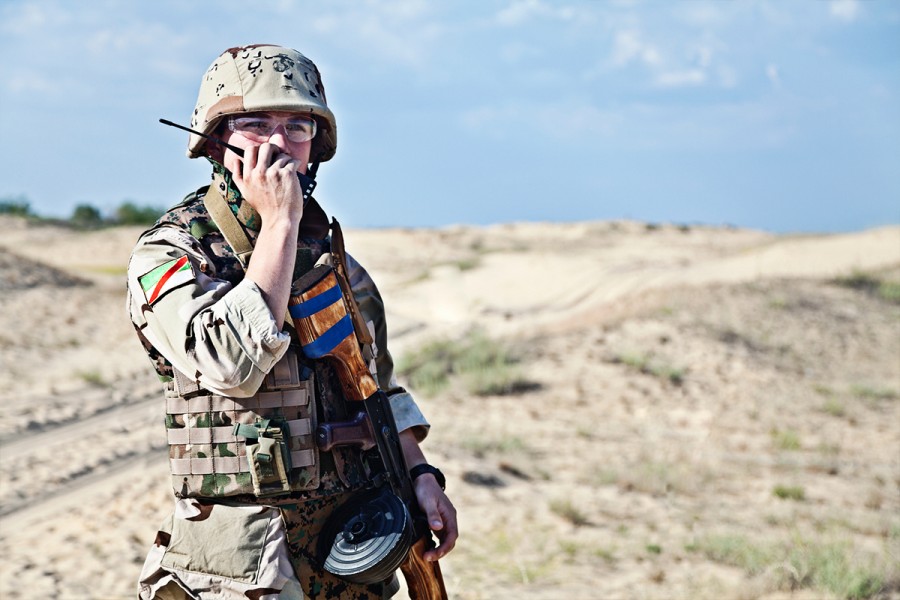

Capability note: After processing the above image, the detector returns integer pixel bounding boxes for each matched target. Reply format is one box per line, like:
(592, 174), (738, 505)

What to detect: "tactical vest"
(165, 347), (321, 498)
(149, 183), (369, 499)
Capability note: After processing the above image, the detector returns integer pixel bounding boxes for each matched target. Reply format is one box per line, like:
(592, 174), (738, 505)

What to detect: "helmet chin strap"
(299, 161), (320, 205)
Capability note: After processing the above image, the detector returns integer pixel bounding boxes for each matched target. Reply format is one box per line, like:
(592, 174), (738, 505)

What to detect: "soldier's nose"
(266, 125), (289, 150)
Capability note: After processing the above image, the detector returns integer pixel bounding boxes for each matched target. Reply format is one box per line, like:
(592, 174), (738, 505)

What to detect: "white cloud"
(310, 3), (444, 71)
(7, 72), (56, 94)
(829, 0), (861, 22)
(654, 69), (706, 88)
(693, 45), (713, 69)
(495, 0), (576, 27)
(676, 3), (728, 27)
(717, 65), (739, 89)
(0, 0), (71, 35)
(766, 64), (781, 89)
(610, 30), (662, 68)
(499, 41), (542, 64)
(460, 101), (621, 141)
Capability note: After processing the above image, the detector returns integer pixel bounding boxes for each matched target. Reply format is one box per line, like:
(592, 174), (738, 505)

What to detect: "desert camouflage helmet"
(187, 44), (337, 162)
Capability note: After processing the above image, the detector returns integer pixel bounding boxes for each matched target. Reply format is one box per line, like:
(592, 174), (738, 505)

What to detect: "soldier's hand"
(413, 475), (458, 561)
(224, 142), (304, 226)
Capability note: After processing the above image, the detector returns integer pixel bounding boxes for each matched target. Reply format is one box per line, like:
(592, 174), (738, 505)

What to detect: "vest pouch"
(235, 419), (293, 497)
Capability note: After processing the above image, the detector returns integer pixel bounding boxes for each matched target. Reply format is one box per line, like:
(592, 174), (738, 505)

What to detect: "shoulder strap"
(203, 173), (254, 269)
(330, 218), (374, 347)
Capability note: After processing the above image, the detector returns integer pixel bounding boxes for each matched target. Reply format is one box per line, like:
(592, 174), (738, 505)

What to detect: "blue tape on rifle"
(302, 314), (353, 358)
(289, 284), (342, 319)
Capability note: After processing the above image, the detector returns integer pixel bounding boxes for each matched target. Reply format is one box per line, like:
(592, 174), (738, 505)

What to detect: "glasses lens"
(284, 119), (316, 143)
(229, 116), (317, 143)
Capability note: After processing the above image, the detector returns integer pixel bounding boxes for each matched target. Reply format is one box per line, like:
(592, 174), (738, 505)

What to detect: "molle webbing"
(166, 390), (314, 475)
(166, 349), (320, 497)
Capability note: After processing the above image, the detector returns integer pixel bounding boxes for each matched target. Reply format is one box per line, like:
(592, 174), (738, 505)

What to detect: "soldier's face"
(209, 111), (313, 173)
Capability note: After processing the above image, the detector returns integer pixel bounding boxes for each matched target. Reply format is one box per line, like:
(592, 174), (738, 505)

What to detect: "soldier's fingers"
(421, 491), (443, 532)
(423, 496), (457, 561)
(256, 143), (280, 171)
(243, 144), (260, 177)
(426, 530), (456, 561)
(269, 154), (295, 174)
(435, 501), (458, 553)
(224, 152), (244, 185)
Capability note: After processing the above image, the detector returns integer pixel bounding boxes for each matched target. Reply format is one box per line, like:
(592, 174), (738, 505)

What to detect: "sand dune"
(0, 216), (897, 599)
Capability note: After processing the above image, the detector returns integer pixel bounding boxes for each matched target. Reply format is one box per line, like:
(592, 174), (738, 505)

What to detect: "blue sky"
(1, 0), (898, 232)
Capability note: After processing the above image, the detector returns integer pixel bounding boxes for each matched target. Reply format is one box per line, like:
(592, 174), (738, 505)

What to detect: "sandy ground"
(0, 215), (898, 599)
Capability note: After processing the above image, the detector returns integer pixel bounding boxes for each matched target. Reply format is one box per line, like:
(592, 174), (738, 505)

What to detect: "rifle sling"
(203, 174), (255, 269)
(329, 218), (375, 348)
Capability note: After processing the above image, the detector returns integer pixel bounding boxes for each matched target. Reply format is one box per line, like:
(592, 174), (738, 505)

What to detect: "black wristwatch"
(409, 463), (446, 491)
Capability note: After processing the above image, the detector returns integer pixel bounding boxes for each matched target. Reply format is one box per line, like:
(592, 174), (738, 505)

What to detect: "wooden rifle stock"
(290, 264), (449, 599)
(401, 537), (449, 600)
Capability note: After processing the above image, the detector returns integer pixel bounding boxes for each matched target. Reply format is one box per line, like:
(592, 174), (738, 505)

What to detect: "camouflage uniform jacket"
(128, 169), (423, 598)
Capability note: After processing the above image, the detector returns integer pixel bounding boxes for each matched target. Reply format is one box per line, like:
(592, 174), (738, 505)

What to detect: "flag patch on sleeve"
(139, 255), (195, 306)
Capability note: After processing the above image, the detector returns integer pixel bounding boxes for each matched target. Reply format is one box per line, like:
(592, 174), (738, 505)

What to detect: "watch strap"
(409, 463), (446, 491)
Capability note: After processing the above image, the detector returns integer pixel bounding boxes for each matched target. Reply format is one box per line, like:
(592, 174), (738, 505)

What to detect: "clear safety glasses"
(227, 115), (317, 144)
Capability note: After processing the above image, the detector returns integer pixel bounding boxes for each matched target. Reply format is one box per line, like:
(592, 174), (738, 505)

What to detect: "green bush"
(398, 331), (536, 397)
(71, 204), (105, 229)
(773, 484), (806, 501)
(115, 201), (163, 226)
(0, 195), (35, 217)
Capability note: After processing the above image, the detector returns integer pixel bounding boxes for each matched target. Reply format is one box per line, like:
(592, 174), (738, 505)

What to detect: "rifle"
(290, 262), (448, 599)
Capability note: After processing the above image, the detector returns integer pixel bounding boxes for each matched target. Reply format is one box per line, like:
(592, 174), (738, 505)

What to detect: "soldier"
(127, 44), (457, 599)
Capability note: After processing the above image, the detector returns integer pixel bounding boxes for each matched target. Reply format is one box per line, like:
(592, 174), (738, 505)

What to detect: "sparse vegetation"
(771, 428), (802, 451)
(454, 257), (481, 271)
(594, 546), (617, 563)
(773, 484), (806, 501)
(692, 533), (776, 575)
(822, 397), (847, 417)
(617, 459), (685, 496)
(398, 330), (538, 396)
(692, 533), (888, 598)
(833, 270), (900, 304)
(645, 543), (662, 555)
(77, 370), (106, 387)
(613, 351), (685, 385)
(558, 540), (579, 558)
(461, 434), (529, 457)
(851, 384), (898, 402)
(549, 498), (590, 527)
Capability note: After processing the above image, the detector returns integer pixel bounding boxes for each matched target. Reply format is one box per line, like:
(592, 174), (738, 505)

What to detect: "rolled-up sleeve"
(128, 226), (290, 397)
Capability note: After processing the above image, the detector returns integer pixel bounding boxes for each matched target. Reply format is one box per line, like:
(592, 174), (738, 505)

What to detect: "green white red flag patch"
(139, 255), (195, 305)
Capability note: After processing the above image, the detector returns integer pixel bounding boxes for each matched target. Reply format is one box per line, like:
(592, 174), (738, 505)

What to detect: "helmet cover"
(187, 44), (337, 162)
